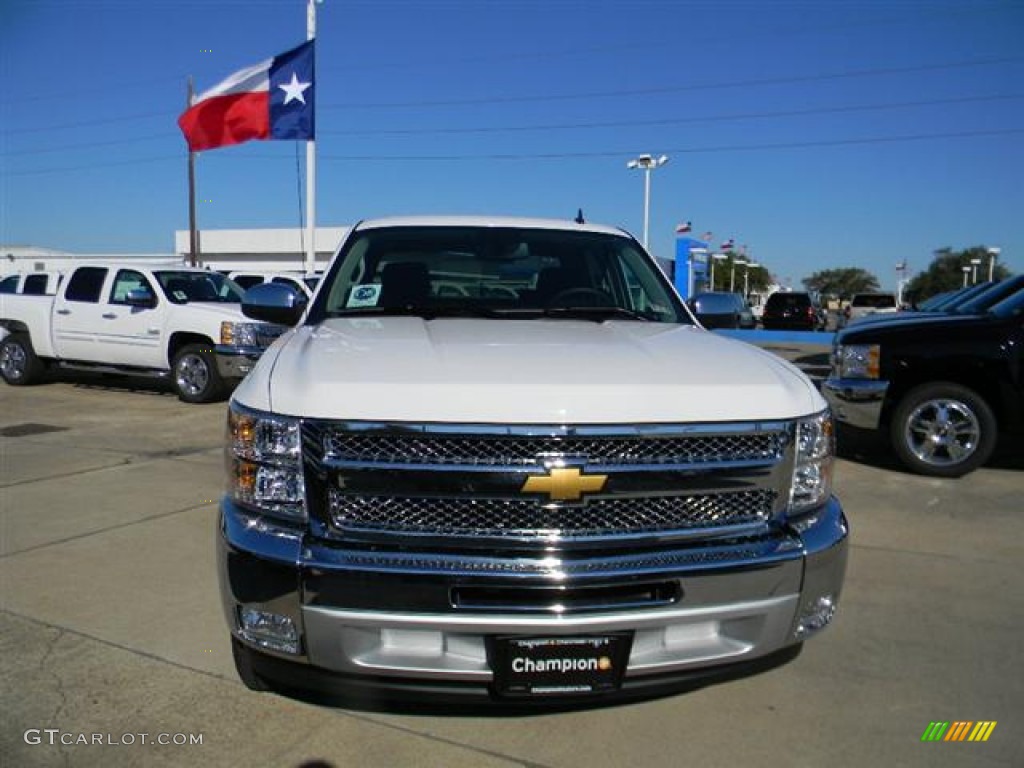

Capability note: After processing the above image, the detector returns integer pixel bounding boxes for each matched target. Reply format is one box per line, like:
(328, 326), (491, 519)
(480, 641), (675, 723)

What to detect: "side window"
(233, 275), (263, 290)
(0, 275), (18, 294)
(110, 270), (153, 304)
(22, 274), (49, 295)
(64, 267), (108, 303)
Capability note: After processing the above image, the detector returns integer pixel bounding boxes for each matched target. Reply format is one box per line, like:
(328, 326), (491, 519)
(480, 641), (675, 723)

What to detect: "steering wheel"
(546, 287), (615, 308)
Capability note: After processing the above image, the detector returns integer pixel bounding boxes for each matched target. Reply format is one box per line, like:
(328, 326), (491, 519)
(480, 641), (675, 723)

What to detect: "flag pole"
(186, 76), (199, 268)
(304, 0), (317, 274)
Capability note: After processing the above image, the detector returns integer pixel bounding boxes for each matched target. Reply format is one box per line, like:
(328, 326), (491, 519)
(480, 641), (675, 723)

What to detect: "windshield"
(691, 293), (742, 313)
(986, 285), (1024, 318)
(309, 225), (690, 324)
(155, 271), (244, 304)
(852, 294), (896, 309)
(951, 276), (1024, 315)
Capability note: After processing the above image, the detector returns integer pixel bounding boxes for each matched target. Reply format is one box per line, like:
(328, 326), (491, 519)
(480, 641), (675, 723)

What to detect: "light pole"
(710, 253), (727, 291)
(741, 262), (760, 299)
(987, 247), (1001, 281)
(962, 265), (971, 287)
(970, 257), (982, 284)
(730, 259), (746, 293)
(626, 154), (669, 249)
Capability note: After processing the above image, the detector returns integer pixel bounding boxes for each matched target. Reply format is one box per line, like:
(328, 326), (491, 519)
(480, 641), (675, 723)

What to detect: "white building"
(173, 227), (348, 273)
(2, 227), (350, 278)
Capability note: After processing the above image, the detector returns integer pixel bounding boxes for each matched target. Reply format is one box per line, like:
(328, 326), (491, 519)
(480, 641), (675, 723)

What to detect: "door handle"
(102, 313), (117, 319)
(56, 309), (71, 315)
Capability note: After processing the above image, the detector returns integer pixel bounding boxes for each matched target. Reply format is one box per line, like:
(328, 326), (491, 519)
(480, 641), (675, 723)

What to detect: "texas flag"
(178, 40), (315, 152)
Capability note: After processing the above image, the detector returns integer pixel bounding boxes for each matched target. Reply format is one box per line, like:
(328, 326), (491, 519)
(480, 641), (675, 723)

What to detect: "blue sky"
(2, 0), (1022, 290)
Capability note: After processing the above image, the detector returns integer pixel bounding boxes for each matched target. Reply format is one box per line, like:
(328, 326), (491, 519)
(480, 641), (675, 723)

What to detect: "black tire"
(889, 382), (997, 477)
(0, 333), (46, 386)
(171, 343), (226, 403)
(231, 638), (270, 692)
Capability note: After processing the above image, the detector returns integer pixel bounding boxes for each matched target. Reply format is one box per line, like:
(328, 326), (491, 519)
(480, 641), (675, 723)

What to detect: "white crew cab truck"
(0, 264), (282, 402)
(221, 216), (848, 703)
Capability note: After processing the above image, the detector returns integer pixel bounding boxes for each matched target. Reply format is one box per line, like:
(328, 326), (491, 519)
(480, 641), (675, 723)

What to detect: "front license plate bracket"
(487, 633), (633, 698)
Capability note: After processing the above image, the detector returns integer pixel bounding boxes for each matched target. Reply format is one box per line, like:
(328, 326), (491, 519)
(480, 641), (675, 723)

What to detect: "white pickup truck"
(0, 263), (283, 402)
(219, 215), (849, 704)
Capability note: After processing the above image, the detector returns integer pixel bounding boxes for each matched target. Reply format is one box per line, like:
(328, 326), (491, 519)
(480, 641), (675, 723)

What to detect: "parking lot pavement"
(2, 379), (1022, 767)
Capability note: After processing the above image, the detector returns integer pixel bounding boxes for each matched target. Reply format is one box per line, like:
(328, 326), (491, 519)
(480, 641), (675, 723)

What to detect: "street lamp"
(626, 153), (669, 249)
(709, 253), (728, 291)
(970, 257), (982, 284)
(987, 247), (1001, 281)
(962, 265), (971, 287)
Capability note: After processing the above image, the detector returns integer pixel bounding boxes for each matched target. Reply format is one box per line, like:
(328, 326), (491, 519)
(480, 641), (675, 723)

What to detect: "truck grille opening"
(303, 421), (794, 552)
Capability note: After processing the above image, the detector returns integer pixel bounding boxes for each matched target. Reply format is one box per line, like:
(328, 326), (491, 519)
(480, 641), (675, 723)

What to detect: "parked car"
(0, 264), (285, 402)
(227, 271), (319, 298)
(0, 271), (63, 296)
(221, 214), (847, 701)
(824, 287), (1024, 476)
(687, 291), (756, 329)
(845, 292), (898, 324)
(761, 291), (826, 331)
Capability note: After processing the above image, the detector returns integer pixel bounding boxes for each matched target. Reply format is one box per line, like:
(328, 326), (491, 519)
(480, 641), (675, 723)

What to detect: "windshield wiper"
(325, 305), (509, 320)
(541, 306), (653, 322)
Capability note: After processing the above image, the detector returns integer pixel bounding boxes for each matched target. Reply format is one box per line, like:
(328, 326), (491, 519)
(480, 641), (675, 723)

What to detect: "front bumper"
(214, 345), (263, 381)
(218, 497), (848, 700)
(822, 376), (889, 430)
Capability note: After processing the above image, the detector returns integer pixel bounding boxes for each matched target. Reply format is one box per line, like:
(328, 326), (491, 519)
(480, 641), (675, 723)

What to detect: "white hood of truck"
(236, 318), (824, 423)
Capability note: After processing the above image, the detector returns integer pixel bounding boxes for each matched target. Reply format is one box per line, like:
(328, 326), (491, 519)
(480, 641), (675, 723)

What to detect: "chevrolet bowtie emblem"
(520, 467), (608, 501)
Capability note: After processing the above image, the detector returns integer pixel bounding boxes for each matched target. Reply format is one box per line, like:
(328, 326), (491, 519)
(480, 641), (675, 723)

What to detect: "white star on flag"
(278, 72), (312, 105)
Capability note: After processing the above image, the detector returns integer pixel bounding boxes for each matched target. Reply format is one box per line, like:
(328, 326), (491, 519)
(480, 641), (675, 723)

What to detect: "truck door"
(51, 266), (110, 362)
(92, 269), (165, 368)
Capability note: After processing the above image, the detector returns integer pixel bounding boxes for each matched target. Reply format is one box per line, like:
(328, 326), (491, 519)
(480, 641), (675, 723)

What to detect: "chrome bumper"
(218, 497), (848, 689)
(822, 377), (889, 430)
(214, 345), (263, 381)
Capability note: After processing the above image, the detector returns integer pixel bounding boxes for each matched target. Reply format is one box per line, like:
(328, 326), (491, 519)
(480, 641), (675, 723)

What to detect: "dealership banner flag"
(178, 40), (315, 152)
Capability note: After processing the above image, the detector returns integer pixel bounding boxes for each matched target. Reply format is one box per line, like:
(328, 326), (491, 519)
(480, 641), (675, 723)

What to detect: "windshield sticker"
(173, 290), (189, 302)
(347, 284), (382, 308)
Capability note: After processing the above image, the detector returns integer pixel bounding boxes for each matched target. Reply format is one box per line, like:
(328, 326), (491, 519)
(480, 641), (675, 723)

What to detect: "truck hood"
(237, 318), (825, 423)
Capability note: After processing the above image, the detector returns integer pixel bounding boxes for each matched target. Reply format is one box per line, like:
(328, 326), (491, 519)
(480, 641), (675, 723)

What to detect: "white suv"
(846, 292), (898, 324)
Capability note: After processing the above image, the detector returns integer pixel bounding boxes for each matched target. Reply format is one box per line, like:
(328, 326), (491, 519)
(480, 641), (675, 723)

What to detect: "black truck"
(823, 284), (1024, 476)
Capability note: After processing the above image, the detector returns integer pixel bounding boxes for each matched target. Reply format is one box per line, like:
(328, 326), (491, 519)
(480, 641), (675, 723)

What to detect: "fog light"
(238, 607), (300, 654)
(794, 595), (837, 640)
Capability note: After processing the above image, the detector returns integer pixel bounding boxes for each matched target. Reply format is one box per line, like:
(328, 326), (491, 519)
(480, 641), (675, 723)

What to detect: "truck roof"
(353, 215), (630, 238)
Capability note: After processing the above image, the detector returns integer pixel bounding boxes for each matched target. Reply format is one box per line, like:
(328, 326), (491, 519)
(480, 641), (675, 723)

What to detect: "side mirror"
(125, 287), (157, 309)
(242, 282), (308, 326)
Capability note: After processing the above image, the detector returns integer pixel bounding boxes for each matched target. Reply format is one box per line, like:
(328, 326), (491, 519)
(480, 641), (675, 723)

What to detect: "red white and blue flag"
(178, 40), (315, 152)
(720, 238), (735, 251)
(675, 221), (692, 234)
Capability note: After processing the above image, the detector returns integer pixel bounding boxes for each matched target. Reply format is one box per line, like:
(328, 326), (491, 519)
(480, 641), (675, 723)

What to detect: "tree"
(803, 268), (879, 298)
(708, 253), (770, 295)
(904, 246), (1010, 304)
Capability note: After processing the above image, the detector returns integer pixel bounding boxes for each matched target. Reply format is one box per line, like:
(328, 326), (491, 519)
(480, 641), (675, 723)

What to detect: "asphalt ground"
(1, 345), (1022, 768)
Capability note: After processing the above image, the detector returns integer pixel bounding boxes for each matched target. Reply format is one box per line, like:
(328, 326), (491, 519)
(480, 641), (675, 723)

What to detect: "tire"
(0, 333), (46, 386)
(889, 382), (997, 477)
(231, 638), (270, 692)
(171, 343), (226, 403)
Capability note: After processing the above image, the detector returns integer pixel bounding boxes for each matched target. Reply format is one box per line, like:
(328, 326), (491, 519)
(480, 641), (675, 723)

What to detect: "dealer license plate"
(489, 634), (632, 697)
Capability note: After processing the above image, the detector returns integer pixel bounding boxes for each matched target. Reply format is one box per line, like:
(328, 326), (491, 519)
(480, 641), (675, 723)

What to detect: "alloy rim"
(904, 398), (980, 466)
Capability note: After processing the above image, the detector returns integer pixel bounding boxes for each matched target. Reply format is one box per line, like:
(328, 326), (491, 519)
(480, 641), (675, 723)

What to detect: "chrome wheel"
(0, 340), (27, 381)
(902, 397), (981, 468)
(174, 351), (209, 398)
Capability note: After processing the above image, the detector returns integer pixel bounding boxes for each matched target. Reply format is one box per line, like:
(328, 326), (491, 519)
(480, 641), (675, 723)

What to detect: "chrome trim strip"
(314, 420), (795, 437)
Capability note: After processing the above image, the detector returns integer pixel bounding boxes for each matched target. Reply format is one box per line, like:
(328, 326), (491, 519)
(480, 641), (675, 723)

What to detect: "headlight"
(789, 410), (834, 514)
(220, 321), (263, 347)
(833, 344), (879, 379)
(226, 403), (306, 522)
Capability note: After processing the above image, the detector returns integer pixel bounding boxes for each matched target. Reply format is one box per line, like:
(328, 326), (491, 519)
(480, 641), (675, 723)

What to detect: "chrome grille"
(328, 490), (774, 541)
(322, 431), (786, 466)
(307, 420), (794, 550)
